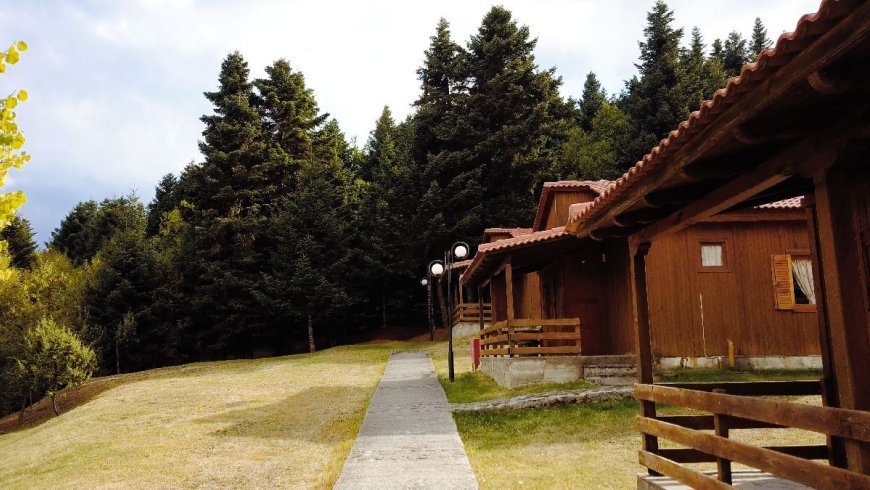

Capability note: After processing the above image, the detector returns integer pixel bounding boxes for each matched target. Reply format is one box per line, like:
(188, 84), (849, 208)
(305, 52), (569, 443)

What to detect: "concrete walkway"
(334, 352), (478, 490)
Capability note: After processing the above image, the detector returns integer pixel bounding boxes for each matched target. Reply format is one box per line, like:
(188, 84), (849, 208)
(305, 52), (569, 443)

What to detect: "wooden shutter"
(772, 254), (795, 310)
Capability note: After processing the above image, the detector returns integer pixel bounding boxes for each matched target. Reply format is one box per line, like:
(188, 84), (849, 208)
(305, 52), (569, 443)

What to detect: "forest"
(0, 2), (774, 416)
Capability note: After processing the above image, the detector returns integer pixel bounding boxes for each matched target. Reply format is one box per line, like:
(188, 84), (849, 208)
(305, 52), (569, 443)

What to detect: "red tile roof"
(565, 0), (856, 235)
(483, 227), (533, 239)
(477, 226), (570, 254)
(448, 259), (473, 270)
(755, 197), (805, 209)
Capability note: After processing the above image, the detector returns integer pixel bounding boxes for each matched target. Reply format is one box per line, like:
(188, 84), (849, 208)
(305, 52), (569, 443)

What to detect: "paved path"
(334, 352), (478, 490)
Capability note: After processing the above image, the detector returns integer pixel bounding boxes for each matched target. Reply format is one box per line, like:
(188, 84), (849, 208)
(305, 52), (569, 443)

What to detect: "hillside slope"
(0, 343), (421, 489)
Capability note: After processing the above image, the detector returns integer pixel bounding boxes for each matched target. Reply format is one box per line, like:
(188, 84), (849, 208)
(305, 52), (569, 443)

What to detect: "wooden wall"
(543, 190), (599, 230)
(646, 219), (819, 357)
(513, 272), (543, 319)
(536, 240), (634, 355)
(490, 272), (507, 322)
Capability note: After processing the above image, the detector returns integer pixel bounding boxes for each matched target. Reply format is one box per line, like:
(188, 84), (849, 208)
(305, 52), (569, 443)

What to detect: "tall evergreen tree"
(722, 31), (749, 76)
(146, 173), (179, 236)
(578, 72), (607, 131)
(678, 27), (727, 113)
(50, 196), (145, 265)
(434, 6), (568, 245)
(618, 0), (685, 171)
(184, 51), (270, 358)
(0, 214), (36, 269)
(750, 17), (772, 56)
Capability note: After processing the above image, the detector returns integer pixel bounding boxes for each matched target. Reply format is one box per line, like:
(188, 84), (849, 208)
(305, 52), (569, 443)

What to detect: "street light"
(427, 260), (444, 342)
(425, 242), (469, 382)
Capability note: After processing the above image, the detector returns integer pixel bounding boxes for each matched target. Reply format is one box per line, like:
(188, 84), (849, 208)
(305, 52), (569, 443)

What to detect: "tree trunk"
(381, 281), (387, 330)
(435, 277), (449, 330)
(51, 394), (59, 416)
(17, 390), (29, 426)
(307, 313), (316, 353)
(115, 336), (120, 375)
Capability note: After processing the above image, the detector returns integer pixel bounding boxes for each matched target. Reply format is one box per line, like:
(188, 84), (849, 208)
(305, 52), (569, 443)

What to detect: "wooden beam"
(567, 3), (870, 236)
(630, 241), (657, 470)
(812, 167), (870, 472)
(638, 451), (730, 490)
(637, 417), (870, 489)
(504, 257), (515, 322)
(632, 126), (851, 243)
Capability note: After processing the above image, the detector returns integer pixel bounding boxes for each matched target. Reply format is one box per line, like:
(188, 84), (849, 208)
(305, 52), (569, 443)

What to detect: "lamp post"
(421, 275), (433, 341)
(429, 242), (469, 382)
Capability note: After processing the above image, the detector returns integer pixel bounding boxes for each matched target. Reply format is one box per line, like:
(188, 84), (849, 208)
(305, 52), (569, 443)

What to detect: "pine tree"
(0, 214), (36, 269)
(722, 31), (749, 77)
(678, 27), (727, 113)
(146, 173), (179, 236)
(184, 51), (270, 358)
(449, 6), (568, 240)
(578, 72), (607, 131)
(750, 17), (772, 57)
(618, 0), (685, 171)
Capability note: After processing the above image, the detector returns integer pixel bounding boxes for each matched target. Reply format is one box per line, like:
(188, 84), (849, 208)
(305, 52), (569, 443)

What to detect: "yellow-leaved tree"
(0, 39), (30, 279)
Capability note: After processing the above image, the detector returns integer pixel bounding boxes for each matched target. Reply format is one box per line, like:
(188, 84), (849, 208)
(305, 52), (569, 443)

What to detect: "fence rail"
(478, 318), (581, 357)
(634, 381), (870, 488)
(452, 303), (492, 325)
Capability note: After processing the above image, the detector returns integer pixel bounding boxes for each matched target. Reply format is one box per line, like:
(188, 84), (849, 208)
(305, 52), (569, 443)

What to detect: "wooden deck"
(634, 380), (870, 488)
(478, 318), (581, 357)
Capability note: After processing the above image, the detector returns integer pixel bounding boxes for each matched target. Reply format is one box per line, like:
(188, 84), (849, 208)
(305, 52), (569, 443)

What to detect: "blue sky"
(0, 0), (820, 244)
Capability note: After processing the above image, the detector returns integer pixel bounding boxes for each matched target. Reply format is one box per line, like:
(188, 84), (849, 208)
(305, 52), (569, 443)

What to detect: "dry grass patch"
(0, 343), (422, 489)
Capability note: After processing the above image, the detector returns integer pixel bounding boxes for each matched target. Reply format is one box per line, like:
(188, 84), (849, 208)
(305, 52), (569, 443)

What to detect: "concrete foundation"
(452, 322), (485, 339)
(480, 355), (636, 389)
(657, 355), (822, 371)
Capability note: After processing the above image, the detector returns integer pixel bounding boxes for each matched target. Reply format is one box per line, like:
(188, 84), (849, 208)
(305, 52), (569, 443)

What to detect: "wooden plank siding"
(646, 219), (819, 358)
(542, 190), (599, 230)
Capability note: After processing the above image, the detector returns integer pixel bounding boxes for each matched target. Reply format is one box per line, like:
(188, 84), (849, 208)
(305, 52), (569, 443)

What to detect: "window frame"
(696, 239), (732, 273)
(786, 248), (817, 313)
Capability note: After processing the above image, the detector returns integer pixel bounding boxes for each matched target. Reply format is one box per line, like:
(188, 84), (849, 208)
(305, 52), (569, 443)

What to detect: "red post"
(472, 338), (481, 370)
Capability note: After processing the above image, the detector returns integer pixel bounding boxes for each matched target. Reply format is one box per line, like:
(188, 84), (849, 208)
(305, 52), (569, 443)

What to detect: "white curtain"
(792, 258), (816, 305)
(701, 244), (723, 267)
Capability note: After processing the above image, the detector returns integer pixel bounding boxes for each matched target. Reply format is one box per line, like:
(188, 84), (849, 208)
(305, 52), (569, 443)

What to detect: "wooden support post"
(805, 195), (847, 467)
(630, 240), (659, 473)
(712, 388), (732, 484)
(478, 285), (484, 332)
(813, 168), (870, 473)
(505, 258), (515, 322)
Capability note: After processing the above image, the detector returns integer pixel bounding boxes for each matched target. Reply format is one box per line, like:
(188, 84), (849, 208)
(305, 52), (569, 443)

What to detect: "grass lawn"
(448, 364), (824, 489)
(0, 342), (429, 489)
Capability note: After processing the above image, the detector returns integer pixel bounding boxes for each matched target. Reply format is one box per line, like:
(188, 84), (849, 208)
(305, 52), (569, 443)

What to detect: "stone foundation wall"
(452, 322), (484, 339)
(479, 355), (637, 389)
(657, 355), (822, 370)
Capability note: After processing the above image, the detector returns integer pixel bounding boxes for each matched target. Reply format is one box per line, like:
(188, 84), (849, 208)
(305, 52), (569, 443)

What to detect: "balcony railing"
(452, 303), (492, 326)
(478, 318), (581, 357)
(634, 381), (870, 488)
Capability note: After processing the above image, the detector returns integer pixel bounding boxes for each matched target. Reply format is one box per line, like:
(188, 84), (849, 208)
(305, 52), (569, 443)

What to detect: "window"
(701, 243), (724, 267)
(772, 250), (816, 312)
(697, 240), (731, 272)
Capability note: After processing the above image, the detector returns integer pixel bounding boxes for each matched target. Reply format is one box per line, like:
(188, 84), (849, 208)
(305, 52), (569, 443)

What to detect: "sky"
(0, 0), (821, 244)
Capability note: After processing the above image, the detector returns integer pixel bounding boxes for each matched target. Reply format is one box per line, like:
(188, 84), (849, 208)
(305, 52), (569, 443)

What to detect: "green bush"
(16, 318), (96, 415)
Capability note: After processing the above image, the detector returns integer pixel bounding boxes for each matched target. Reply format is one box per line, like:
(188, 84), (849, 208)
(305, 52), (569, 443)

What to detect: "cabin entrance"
(541, 251), (609, 355)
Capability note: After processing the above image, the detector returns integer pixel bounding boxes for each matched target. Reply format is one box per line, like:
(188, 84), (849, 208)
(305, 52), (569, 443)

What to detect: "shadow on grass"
(193, 385), (372, 443)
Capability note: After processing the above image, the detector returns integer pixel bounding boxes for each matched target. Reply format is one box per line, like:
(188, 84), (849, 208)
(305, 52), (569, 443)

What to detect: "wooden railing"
(634, 381), (870, 488)
(478, 318), (581, 357)
(452, 303), (492, 326)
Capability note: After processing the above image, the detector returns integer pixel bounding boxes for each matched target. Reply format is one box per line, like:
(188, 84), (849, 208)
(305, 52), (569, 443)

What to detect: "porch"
(633, 380), (870, 488)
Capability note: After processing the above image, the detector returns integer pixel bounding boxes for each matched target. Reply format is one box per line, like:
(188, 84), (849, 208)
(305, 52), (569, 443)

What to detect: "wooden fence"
(634, 381), (870, 488)
(452, 303), (492, 325)
(478, 318), (581, 357)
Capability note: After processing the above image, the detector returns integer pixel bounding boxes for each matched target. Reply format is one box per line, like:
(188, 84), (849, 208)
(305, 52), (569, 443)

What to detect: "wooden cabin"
(562, 0), (869, 485)
(462, 181), (819, 383)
